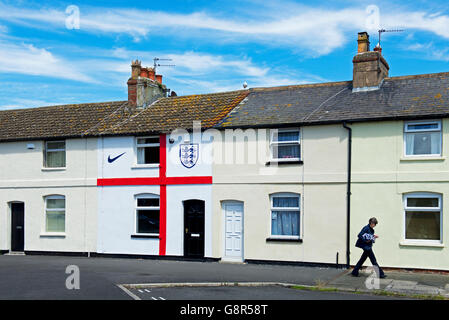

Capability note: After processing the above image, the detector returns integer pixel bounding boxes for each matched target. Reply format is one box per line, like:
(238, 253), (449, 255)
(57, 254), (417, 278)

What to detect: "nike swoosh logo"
(108, 152), (126, 163)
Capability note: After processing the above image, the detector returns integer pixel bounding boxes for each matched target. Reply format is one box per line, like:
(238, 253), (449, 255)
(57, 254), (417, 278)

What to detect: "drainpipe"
(342, 122), (352, 269)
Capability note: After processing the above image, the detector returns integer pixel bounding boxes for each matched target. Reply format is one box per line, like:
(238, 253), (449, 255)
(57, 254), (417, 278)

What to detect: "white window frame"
(269, 128), (301, 162)
(269, 193), (301, 240)
(44, 140), (66, 168)
(44, 195), (66, 234)
(134, 193), (160, 236)
(403, 192), (442, 245)
(135, 136), (160, 166)
(403, 120), (442, 157)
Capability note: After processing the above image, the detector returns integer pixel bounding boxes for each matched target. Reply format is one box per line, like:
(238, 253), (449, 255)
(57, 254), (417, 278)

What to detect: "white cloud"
(0, 41), (95, 83)
(407, 41), (449, 61)
(2, 3), (449, 56)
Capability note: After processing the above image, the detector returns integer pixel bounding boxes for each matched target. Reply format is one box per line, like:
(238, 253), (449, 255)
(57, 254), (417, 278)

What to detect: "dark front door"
(184, 200), (205, 258)
(11, 203), (24, 252)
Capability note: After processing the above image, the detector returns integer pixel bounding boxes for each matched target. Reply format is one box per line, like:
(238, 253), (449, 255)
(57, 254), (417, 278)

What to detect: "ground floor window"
(404, 193), (442, 242)
(135, 194), (160, 235)
(270, 193), (300, 238)
(45, 195), (66, 232)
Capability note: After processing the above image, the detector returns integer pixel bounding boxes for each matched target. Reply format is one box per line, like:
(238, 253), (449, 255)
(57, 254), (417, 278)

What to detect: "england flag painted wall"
(96, 131), (213, 258)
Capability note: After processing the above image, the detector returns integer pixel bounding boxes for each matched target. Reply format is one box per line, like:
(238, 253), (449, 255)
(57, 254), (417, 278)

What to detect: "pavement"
(324, 267), (449, 299)
(0, 254), (448, 299)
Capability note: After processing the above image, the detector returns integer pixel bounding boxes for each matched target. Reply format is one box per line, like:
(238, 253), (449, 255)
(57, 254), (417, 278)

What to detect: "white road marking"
(144, 289), (151, 293)
(159, 297), (165, 300)
(116, 284), (141, 301)
(138, 289), (144, 293)
(151, 297), (158, 300)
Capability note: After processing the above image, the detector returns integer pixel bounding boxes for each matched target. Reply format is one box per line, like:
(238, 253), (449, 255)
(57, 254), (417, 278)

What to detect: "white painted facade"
(0, 138), (98, 253)
(0, 125), (347, 266)
(211, 125), (349, 265)
(96, 132), (214, 257)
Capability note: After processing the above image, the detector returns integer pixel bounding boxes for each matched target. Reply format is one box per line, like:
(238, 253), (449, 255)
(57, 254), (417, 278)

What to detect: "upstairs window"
(136, 137), (160, 165)
(270, 129), (301, 162)
(270, 193), (301, 238)
(45, 195), (66, 233)
(404, 193), (441, 242)
(404, 121), (441, 156)
(135, 194), (160, 235)
(44, 141), (66, 168)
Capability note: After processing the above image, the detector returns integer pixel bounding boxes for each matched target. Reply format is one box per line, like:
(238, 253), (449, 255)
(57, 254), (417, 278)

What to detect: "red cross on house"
(97, 134), (213, 255)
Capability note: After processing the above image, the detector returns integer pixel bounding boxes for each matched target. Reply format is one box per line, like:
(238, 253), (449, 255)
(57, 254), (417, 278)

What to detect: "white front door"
(223, 201), (243, 261)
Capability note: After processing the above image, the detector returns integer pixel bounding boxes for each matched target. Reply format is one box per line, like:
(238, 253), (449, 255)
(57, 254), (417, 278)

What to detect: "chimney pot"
(148, 68), (155, 80)
(357, 32), (370, 53)
(131, 60), (141, 80)
(140, 67), (149, 78)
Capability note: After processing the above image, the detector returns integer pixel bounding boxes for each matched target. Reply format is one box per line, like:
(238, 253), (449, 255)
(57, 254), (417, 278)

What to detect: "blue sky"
(0, 0), (449, 109)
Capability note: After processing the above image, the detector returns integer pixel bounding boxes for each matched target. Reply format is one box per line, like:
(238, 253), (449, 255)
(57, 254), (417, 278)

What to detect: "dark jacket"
(355, 224), (375, 251)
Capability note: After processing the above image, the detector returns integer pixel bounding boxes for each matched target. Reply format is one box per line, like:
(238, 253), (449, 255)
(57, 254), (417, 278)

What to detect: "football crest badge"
(180, 143), (199, 168)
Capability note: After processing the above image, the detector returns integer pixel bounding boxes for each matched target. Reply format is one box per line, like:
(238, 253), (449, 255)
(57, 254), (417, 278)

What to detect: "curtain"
(137, 147), (145, 164)
(271, 211), (300, 236)
(406, 132), (441, 155)
(272, 196), (300, 236)
(405, 211), (440, 240)
(46, 151), (65, 167)
(277, 145), (300, 159)
(430, 132), (441, 154)
(46, 211), (65, 232)
(405, 133), (415, 155)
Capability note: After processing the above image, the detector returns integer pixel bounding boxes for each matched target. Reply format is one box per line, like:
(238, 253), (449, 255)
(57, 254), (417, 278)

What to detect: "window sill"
(131, 234), (160, 239)
(131, 164), (160, 169)
(399, 241), (444, 248)
(41, 167), (66, 171)
(400, 156), (446, 162)
(265, 160), (303, 166)
(266, 237), (302, 243)
(40, 233), (66, 238)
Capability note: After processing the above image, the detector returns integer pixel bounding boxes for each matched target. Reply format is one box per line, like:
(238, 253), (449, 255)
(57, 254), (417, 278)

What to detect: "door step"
(5, 251), (25, 256)
(220, 259), (246, 264)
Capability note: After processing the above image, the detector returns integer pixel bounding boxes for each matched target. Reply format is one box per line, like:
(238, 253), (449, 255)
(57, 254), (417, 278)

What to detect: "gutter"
(342, 122), (352, 269)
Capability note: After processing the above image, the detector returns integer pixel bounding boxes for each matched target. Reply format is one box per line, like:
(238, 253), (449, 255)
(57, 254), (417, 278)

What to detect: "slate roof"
(0, 90), (249, 142)
(1, 71), (449, 141)
(215, 72), (449, 128)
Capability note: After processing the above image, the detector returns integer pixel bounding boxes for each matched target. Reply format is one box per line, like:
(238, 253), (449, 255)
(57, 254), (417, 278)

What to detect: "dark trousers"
(352, 249), (384, 276)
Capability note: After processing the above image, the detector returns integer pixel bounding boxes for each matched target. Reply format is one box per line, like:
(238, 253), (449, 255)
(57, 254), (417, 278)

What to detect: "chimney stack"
(352, 32), (389, 92)
(127, 60), (167, 107)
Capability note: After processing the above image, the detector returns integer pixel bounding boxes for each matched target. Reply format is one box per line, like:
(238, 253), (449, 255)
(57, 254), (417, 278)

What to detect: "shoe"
(351, 273), (359, 277)
(379, 274), (387, 279)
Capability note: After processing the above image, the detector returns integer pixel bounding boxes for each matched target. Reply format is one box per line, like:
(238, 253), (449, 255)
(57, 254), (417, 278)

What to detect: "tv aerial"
(377, 29), (404, 48)
(153, 57), (175, 74)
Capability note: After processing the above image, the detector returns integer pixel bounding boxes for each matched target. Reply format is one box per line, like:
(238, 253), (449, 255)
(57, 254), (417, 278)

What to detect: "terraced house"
(0, 32), (448, 271)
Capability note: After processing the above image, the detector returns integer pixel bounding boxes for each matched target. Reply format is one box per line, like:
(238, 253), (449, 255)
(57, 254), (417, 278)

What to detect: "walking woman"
(351, 217), (386, 278)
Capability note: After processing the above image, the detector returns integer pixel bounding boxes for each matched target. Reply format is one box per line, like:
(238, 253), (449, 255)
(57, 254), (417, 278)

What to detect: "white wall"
(0, 138), (98, 253)
(97, 185), (160, 255)
(97, 134), (213, 256)
(212, 125), (348, 264)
